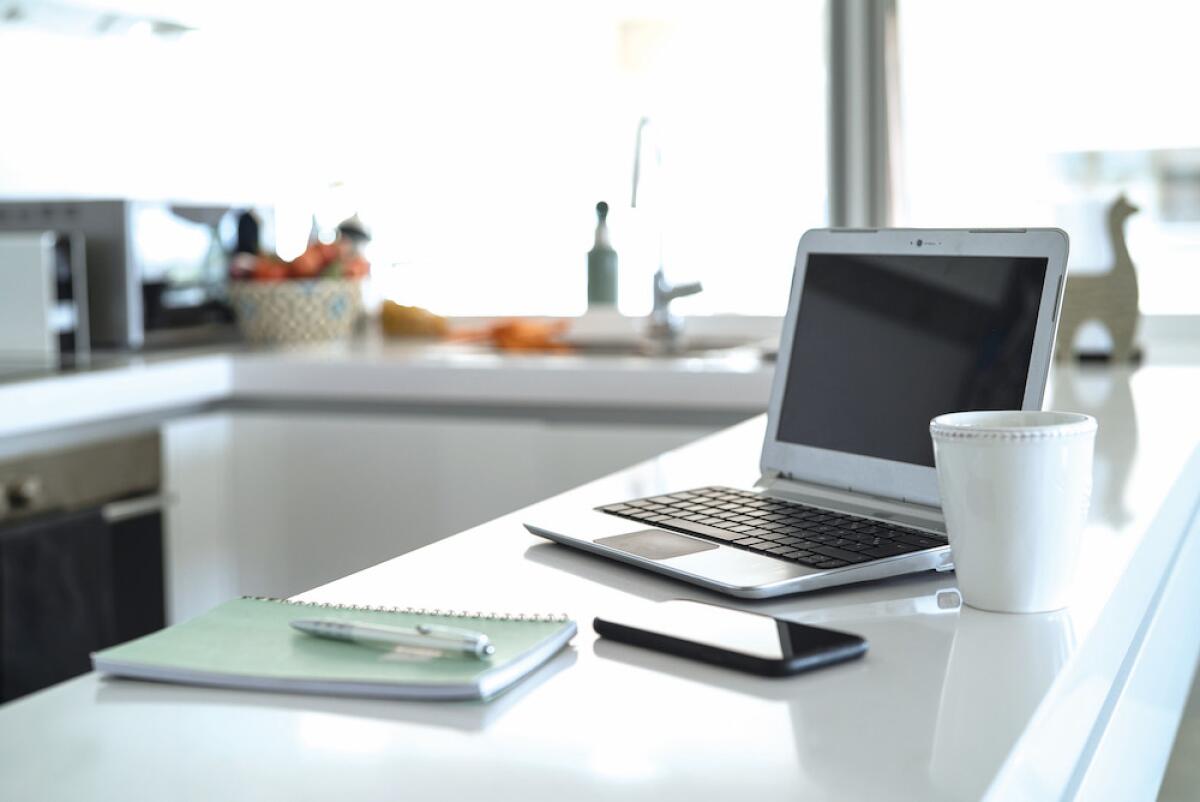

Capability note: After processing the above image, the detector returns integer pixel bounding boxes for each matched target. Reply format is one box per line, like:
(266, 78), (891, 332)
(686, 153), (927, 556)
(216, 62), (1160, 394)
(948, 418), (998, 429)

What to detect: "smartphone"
(594, 600), (867, 677)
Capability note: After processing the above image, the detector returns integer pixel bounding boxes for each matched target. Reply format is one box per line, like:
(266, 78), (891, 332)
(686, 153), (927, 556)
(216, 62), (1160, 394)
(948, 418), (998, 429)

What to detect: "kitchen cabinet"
(163, 409), (723, 622)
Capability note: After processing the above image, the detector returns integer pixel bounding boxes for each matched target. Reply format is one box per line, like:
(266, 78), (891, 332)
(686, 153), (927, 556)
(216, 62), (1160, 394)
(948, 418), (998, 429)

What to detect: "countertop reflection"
(1, 363), (1198, 802)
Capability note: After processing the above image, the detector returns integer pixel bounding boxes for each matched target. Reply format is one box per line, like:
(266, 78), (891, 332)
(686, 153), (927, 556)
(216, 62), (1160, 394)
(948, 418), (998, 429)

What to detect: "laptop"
(526, 228), (1069, 598)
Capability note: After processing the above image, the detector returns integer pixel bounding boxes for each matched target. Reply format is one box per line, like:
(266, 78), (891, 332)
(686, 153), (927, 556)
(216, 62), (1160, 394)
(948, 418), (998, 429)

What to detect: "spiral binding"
(244, 596), (569, 623)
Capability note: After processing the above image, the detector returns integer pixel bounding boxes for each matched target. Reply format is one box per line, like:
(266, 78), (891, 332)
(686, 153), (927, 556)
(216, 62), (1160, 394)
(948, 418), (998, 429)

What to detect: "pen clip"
(415, 624), (495, 657)
(415, 623), (482, 639)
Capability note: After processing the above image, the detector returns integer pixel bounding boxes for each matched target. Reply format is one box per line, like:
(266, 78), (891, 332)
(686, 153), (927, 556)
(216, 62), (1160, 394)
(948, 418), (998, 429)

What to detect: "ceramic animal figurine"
(1055, 195), (1141, 362)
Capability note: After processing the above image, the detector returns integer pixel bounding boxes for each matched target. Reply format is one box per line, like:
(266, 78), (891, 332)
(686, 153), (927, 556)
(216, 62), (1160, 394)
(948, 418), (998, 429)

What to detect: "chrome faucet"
(649, 268), (702, 346)
(632, 116), (703, 349)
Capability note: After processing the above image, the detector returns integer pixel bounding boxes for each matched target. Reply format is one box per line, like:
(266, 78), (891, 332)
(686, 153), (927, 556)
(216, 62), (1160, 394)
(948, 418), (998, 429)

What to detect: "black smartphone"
(594, 600), (867, 677)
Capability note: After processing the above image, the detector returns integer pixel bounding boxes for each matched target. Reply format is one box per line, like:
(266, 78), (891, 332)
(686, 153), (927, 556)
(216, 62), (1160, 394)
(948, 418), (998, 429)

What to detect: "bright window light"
(895, 0), (1200, 315)
(0, 1), (826, 318)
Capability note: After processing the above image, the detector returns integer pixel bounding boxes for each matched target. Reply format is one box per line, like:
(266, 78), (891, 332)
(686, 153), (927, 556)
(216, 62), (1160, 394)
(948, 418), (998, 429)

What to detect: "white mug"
(930, 411), (1097, 613)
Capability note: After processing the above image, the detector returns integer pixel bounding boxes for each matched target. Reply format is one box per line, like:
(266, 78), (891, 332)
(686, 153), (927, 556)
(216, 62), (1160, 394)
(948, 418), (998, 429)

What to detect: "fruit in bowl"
(228, 240), (370, 345)
(232, 240), (370, 283)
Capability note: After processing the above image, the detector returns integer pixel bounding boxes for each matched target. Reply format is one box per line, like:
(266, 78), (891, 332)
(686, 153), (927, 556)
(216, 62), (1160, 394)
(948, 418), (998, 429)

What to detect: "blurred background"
(2, 0), (1193, 321)
(4, 10), (1200, 790)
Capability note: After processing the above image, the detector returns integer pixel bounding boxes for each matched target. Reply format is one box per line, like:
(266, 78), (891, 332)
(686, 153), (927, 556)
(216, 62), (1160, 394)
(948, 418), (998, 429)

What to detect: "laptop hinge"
(770, 470), (931, 508)
(762, 471), (944, 530)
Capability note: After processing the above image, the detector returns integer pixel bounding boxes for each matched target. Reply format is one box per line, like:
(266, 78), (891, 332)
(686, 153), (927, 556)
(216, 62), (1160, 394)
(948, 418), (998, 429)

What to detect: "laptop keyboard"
(597, 486), (947, 570)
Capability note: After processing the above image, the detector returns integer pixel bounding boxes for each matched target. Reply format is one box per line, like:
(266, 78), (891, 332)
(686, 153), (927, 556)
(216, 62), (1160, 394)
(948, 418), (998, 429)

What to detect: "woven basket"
(228, 279), (364, 344)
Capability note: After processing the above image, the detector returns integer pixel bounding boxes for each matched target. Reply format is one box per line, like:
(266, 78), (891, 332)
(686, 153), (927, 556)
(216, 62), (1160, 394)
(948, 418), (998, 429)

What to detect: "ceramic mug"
(929, 411), (1097, 613)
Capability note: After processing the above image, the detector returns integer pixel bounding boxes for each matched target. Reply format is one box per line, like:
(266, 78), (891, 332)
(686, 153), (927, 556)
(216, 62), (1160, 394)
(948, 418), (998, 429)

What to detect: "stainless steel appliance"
(0, 230), (89, 368)
(0, 432), (165, 701)
(0, 200), (273, 348)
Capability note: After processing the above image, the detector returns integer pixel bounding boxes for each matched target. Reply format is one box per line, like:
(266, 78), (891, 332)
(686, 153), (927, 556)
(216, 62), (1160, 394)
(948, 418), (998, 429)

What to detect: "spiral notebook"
(92, 597), (577, 701)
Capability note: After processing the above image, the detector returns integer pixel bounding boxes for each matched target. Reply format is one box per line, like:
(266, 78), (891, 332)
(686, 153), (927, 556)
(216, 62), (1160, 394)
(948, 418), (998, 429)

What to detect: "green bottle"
(587, 201), (618, 307)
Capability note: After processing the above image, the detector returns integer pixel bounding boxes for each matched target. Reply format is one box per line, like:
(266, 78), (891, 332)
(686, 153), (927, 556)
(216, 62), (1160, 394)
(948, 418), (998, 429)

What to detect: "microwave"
(0, 200), (273, 349)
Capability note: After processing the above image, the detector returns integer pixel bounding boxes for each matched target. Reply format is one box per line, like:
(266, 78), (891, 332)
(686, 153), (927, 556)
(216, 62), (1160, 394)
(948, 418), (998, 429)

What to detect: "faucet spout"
(648, 268), (703, 349)
(631, 116), (655, 209)
(632, 117), (703, 350)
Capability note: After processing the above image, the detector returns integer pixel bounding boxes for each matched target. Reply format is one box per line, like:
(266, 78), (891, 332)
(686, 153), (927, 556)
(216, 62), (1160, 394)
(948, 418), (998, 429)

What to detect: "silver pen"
(291, 618), (496, 658)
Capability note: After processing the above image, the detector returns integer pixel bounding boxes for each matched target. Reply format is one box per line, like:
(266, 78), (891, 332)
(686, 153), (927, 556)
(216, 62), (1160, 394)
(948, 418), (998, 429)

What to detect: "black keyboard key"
(609, 489), (945, 564)
(809, 545), (870, 563)
(659, 519), (743, 542)
(862, 542), (919, 558)
(892, 533), (945, 548)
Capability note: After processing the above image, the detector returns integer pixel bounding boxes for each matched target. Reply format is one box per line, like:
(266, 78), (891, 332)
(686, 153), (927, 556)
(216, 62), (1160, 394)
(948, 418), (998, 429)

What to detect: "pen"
(290, 618), (496, 659)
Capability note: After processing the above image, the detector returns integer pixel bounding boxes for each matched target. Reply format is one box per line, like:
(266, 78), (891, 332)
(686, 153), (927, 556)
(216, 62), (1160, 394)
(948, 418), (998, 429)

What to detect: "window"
(0, 1), (827, 318)
(355, 1), (828, 316)
(894, 0), (1200, 315)
(9, 1), (1194, 322)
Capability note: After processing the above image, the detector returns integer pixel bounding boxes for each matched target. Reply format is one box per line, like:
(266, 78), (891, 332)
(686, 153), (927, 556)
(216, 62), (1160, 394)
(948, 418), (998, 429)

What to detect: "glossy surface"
(0, 338), (773, 441)
(0, 364), (1197, 801)
(777, 251), (1048, 467)
(162, 411), (714, 623)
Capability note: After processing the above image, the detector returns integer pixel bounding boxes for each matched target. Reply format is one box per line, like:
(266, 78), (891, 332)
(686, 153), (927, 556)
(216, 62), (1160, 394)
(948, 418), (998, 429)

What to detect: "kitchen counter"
(0, 362), (1197, 801)
(0, 338), (774, 442)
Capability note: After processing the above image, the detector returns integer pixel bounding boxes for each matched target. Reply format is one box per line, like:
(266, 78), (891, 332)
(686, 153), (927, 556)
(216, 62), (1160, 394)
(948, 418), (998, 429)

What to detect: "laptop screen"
(776, 251), (1049, 468)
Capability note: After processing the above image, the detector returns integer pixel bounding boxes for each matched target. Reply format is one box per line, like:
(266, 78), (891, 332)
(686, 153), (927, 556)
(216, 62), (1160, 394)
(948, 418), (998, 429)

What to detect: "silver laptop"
(526, 228), (1069, 598)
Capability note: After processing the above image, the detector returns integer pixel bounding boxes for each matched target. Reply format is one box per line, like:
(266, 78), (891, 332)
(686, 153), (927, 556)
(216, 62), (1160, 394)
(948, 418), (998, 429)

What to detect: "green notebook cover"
(93, 597), (576, 701)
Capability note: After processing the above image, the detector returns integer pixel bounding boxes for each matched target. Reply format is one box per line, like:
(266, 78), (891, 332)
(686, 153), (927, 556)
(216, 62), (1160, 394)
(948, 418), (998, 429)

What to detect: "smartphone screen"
(595, 600), (866, 675)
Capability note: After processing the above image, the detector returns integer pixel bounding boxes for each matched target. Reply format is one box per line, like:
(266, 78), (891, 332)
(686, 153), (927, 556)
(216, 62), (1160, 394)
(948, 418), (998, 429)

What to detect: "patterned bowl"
(228, 279), (364, 344)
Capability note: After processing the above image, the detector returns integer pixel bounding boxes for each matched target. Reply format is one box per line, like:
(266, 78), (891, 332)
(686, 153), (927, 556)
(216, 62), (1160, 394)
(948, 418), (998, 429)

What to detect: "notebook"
(92, 597), (577, 701)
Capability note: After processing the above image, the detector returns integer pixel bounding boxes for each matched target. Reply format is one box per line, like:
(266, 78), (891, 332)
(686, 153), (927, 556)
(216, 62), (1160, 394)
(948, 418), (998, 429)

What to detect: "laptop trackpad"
(595, 530), (719, 561)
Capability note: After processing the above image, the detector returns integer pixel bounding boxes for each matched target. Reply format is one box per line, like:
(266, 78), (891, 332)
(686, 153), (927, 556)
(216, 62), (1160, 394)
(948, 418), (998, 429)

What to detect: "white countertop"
(0, 338), (774, 440)
(1, 362), (1197, 801)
